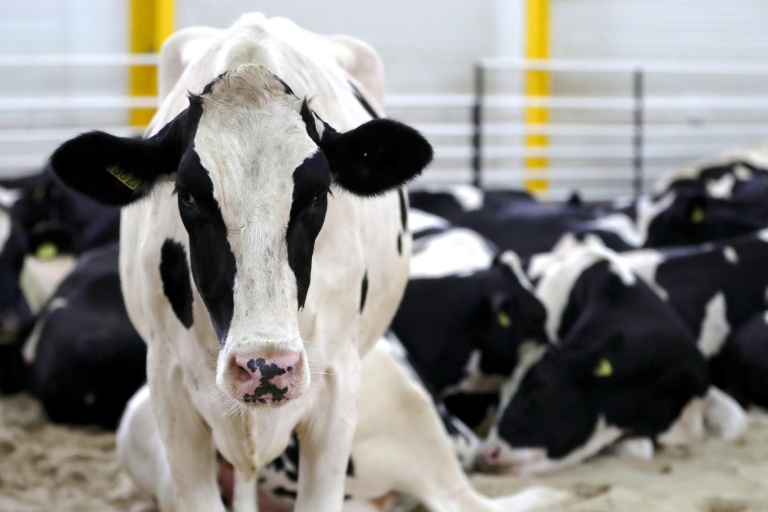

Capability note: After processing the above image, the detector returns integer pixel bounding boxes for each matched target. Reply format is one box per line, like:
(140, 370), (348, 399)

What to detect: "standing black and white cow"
(475, 244), (729, 474)
(49, 15), (433, 512)
(23, 243), (146, 429)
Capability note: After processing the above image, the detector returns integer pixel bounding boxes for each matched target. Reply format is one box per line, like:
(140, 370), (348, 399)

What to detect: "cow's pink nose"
(476, 445), (502, 470)
(233, 352), (302, 404)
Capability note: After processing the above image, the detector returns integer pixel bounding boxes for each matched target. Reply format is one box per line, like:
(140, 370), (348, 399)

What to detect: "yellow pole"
(524, 0), (550, 194)
(129, 0), (174, 128)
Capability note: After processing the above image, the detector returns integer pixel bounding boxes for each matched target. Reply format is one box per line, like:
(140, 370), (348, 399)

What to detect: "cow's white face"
(177, 66), (329, 404)
(49, 64), (433, 408)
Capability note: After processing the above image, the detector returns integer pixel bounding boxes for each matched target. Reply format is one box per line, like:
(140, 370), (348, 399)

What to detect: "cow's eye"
(177, 187), (196, 207)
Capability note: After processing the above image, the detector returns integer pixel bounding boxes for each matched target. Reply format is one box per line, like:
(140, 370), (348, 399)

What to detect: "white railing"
(2, 54), (768, 201)
(470, 58), (768, 201)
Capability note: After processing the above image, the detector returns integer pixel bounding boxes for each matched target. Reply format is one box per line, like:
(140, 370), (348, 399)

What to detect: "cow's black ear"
(321, 119), (433, 197)
(49, 110), (189, 206)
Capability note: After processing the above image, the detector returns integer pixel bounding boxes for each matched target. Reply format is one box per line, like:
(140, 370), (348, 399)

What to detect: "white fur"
(410, 228), (495, 279)
(706, 173), (736, 199)
(419, 184), (484, 211)
(586, 212), (645, 248)
(723, 246), (739, 264)
(408, 208), (450, 235)
(610, 438), (654, 460)
(703, 386), (748, 442)
(697, 292), (730, 357)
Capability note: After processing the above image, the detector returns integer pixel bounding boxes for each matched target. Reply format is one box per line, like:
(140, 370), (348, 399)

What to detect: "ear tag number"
(690, 207), (705, 224)
(594, 358), (613, 377)
(106, 165), (142, 190)
(497, 311), (512, 329)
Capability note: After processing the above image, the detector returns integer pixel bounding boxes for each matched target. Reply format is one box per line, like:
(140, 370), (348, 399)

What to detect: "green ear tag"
(36, 242), (58, 260)
(594, 359), (613, 377)
(497, 311), (512, 329)
(106, 165), (142, 190)
(690, 207), (705, 224)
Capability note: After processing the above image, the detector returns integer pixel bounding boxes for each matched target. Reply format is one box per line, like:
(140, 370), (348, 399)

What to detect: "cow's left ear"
(320, 119), (433, 196)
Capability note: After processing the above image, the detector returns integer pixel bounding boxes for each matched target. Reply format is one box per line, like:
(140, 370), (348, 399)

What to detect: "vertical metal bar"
(632, 69), (644, 198)
(472, 63), (484, 188)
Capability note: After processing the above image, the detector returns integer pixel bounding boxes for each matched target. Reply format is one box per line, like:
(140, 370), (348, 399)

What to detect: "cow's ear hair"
(49, 110), (189, 206)
(320, 119), (433, 197)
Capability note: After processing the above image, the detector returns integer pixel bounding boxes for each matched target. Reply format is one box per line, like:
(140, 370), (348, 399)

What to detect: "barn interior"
(2, 1), (768, 511)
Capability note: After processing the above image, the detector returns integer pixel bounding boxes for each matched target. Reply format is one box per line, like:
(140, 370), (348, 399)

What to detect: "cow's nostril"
(235, 363), (251, 383)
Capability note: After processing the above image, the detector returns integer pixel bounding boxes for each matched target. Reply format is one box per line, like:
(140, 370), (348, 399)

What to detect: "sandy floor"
(3, 392), (768, 512)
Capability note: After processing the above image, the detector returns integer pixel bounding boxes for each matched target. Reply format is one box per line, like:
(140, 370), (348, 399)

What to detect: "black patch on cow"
(273, 487), (298, 499)
(286, 151), (331, 309)
(299, 100), (321, 144)
(346, 458), (355, 477)
(159, 239), (194, 329)
(397, 233), (402, 255)
(274, 75), (297, 97)
(359, 272), (369, 313)
(398, 187), (408, 230)
(243, 358), (289, 403)
(349, 81), (379, 119)
(176, 147), (236, 344)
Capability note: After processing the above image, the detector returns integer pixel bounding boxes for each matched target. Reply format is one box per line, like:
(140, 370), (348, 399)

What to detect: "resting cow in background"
(408, 185), (609, 257)
(0, 205), (35, 394)
(621, 229), (768, 361)
(118, 339), (569, 512)
(49, 14), (437, 512)
(0, 165), (120, 255)
(391, 251), (549, 431)
(477, 243), (742, 475)
(715, 311), (768, 409)
(23, 243), (146, 429)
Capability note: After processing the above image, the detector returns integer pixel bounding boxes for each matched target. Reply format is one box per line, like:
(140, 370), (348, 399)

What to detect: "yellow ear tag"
(106, 165), (142, 190)
(33, 186), (46, 202)
(497, 311), (512, 329)
(594, 358), (613, 377)
(690, 207), (705, 224)
(36, 242), (58, 260)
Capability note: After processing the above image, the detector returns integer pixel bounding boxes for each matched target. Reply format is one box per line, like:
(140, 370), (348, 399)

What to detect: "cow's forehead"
(189, 69), (321, 226)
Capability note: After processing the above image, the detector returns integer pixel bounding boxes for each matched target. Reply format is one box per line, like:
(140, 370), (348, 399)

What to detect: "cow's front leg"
(294, 353), (360, 512)
(148, 352), (225, 512)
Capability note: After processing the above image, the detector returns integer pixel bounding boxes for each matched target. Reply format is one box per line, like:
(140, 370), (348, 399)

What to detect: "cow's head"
(49, 65), (432, 406)
(475, 257), (709, 474)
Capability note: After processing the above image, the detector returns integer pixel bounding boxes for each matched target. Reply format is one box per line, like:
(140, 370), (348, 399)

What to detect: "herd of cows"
(3, 13), (768, 512)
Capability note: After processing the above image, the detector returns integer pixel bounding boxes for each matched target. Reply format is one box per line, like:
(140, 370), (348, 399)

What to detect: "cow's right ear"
(49, 110), (189, 206)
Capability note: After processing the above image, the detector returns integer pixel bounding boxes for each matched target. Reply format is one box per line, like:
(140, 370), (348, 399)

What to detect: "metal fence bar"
(633, 69), (644, 198)
(471, 64), (484, 188)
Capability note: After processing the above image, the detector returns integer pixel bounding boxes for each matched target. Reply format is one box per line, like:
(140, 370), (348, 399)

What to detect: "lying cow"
(477, 243), (740, 474)
(621, 229), (768, 360)
(391, 250), (548, 431)
(711, 311), (768, 409)
(23, 243), (146, 429)
(0, 206), (36, 394)
(408, 185), (606, 257)
(50, 14), (432, 512)
(118, 339), (570, 512)
(0, 165), (121, 255)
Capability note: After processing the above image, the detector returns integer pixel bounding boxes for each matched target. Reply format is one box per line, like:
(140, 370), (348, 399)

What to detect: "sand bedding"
(3, 392), (768, 512)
